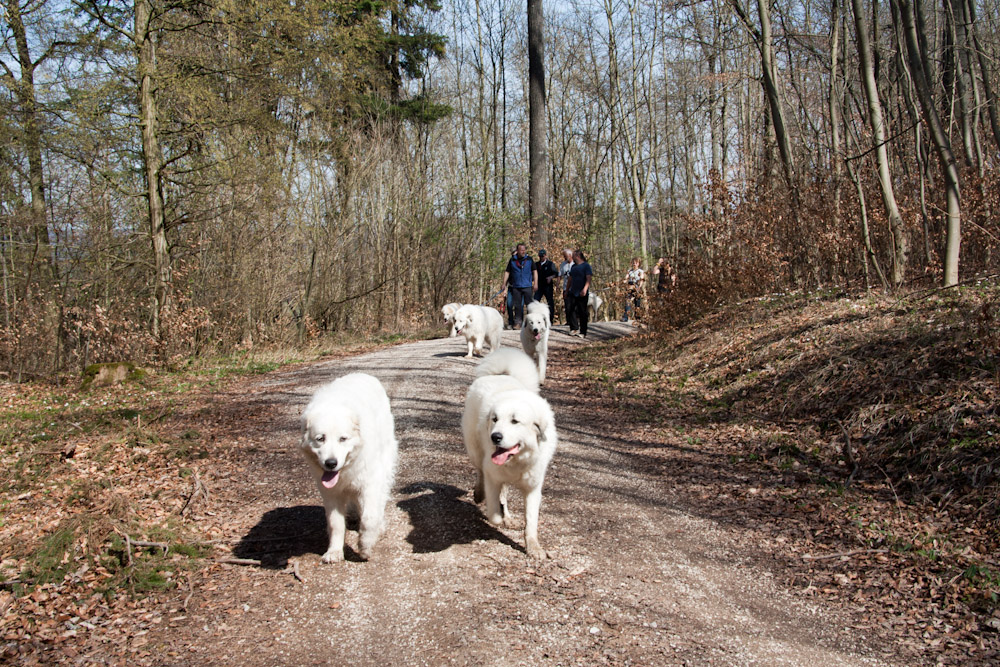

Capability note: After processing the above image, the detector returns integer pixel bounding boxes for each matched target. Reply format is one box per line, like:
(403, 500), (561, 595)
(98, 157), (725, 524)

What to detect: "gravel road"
(151, 323), (892, 666)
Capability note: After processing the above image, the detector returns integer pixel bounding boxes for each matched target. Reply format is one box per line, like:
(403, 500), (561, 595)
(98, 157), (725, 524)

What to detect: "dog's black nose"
(490, 432), (503, 444)
(323, 457), (338, 470)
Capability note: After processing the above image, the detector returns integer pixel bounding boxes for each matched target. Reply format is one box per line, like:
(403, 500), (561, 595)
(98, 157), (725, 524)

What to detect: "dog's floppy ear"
(533, 408), (554, 443)
(299, 413), (312, 443)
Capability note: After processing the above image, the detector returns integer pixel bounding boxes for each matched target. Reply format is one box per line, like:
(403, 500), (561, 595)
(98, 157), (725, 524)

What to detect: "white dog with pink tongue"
(300, 373), (398, 563)
(462, 349), (557, 558)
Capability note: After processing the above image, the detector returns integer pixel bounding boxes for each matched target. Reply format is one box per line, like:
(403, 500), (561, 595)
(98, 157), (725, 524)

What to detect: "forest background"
(2, 0), (1000, 377)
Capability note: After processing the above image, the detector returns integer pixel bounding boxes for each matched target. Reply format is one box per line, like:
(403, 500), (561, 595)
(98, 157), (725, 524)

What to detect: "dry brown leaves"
(554, 285), (1000, 665)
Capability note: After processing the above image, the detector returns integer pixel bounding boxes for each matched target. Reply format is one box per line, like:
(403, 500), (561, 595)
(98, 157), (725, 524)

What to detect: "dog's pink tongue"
(491, 448), (513, 465)
(534, 333), (541, 340)
(321, 471), (340, 488)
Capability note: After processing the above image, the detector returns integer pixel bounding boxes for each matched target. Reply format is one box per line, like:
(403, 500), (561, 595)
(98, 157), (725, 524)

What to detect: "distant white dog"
(300, 373), (398, 563)
(451, 304), (503, 358)
(442, 302), (462, 333)
(588, 291), (604, 321)
(462, 349), (557, 558)
(520, 301), (550, 384)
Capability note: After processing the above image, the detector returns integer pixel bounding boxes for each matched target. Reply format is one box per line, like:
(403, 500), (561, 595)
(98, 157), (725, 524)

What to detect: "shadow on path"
(231, 505), (366, 566)
(397, 482), (523, 554)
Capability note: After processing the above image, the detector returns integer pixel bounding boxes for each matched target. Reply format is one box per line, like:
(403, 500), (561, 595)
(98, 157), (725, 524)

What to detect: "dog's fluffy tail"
(476, 348), (540, 393)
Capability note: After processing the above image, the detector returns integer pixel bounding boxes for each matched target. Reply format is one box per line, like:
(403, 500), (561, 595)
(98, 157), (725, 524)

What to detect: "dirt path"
(147, 325), (893, 666)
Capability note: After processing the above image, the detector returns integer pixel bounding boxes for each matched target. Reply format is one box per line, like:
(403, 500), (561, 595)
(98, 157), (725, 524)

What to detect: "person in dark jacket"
(567, 249), (593, 337)
(501, 244), (537, 329)
(533, 248), (558, 324)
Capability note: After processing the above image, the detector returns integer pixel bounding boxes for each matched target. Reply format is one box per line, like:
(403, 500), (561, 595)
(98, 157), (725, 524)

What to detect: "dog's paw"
(320, 550), (344, 564)
(525, 540), (548, 560)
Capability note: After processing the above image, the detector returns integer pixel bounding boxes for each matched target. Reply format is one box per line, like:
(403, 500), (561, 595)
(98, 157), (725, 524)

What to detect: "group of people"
(501, 244), (594, 337)
(500, 244), (676, 334)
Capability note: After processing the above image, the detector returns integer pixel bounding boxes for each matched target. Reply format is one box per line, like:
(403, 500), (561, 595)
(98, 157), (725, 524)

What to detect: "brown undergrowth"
(0, 333), (434, 664)
(562, 281), (1000, 663)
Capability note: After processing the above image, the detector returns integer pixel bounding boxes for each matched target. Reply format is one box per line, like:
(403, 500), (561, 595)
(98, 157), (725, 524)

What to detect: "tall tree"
(894, 0), (961, 286)
(728, 0), (796, 189)
(527, 0), (547, 244)
(133, 0), (171, 342)
(851, 0), (907, 286)
(1, 0), (59, 282)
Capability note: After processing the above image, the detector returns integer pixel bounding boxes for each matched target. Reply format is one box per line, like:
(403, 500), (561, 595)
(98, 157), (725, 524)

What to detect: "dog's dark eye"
(315, 434), (326, 443)
(339, 435), (348, 443)
(511, 418), (518, 424)
(491, 415), (497, 423)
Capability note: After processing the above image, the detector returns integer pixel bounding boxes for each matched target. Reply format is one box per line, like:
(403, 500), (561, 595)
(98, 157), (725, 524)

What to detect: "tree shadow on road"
(397, 482), (524, 554)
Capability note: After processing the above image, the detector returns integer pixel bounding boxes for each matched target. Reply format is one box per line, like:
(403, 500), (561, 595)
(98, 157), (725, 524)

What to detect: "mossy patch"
(81, 363), (147, 390)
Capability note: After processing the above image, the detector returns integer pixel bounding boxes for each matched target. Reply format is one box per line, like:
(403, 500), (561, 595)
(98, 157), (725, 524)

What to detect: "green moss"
(81, 363), (146, 390)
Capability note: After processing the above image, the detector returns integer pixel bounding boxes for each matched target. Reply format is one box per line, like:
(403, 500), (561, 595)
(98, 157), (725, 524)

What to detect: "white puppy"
(300, 373), (398, 562)
(442, 302), (462, 334)
(588, 291), (604, 321)
(520, 301), (550, 384)
(451, 304), (504, 358)
(462, 349), (557, 558)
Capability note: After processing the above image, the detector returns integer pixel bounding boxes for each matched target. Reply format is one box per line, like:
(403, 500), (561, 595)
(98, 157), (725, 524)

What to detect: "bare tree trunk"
(756, 0), (795, 187)
(944, 0), (974, 166)
(728, 0), (796, 194)
(964, 0), (1000, 155)
(7, 0), (56, 282)
(136, 0), (172, 340)
(829, 0), (844, 233)
(895, 0), (961, 286)
(527, 0), (547, 245)
(851, 0), (907, 287)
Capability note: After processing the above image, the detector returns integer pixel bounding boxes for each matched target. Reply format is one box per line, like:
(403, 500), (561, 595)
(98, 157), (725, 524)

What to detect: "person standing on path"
(622, 257), (646, 324)
(502, 243), (537, 329)
(652, 257), (676, 295)
(559, 248), (574, 329)
(567, 249), (593, 337)
(534, 248), (558, 324)
(503, 246), (517, 329)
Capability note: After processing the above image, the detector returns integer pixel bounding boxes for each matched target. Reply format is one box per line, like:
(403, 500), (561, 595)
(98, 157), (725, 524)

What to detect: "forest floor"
(2, 288), (999, 665)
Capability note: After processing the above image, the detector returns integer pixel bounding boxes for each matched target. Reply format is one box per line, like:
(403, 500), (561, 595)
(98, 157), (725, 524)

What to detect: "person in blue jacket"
(501, 243), (538, 330)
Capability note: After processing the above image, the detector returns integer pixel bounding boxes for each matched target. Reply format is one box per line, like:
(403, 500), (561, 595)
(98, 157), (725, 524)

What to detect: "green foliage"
(28, 526), (78, 586)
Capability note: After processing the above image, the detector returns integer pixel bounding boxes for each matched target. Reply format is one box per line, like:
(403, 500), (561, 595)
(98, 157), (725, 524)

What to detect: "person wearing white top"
(622, 257), (645, 323)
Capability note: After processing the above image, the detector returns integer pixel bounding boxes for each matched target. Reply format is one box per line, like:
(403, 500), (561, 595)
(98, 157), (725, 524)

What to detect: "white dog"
(451, 304), (504, 358)
(442, 302), (462, 333)
(462, 349), (557, 558)
(300, 373), (398, 562)
(588, 291), (604, 321)
(520, 301), (550, 384)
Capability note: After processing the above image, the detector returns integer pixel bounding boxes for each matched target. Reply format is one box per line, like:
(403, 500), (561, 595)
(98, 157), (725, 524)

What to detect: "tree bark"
(894, 0), (961, 286)
(964, 0), (1000, 155)
(756, 0), (795, 188)
(829, 0), (843, 232)
(7, 0), (56, 282)
(135, 0), (172, 339)
(851, 0), (907, 287)
(527, 0), (547, 245)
